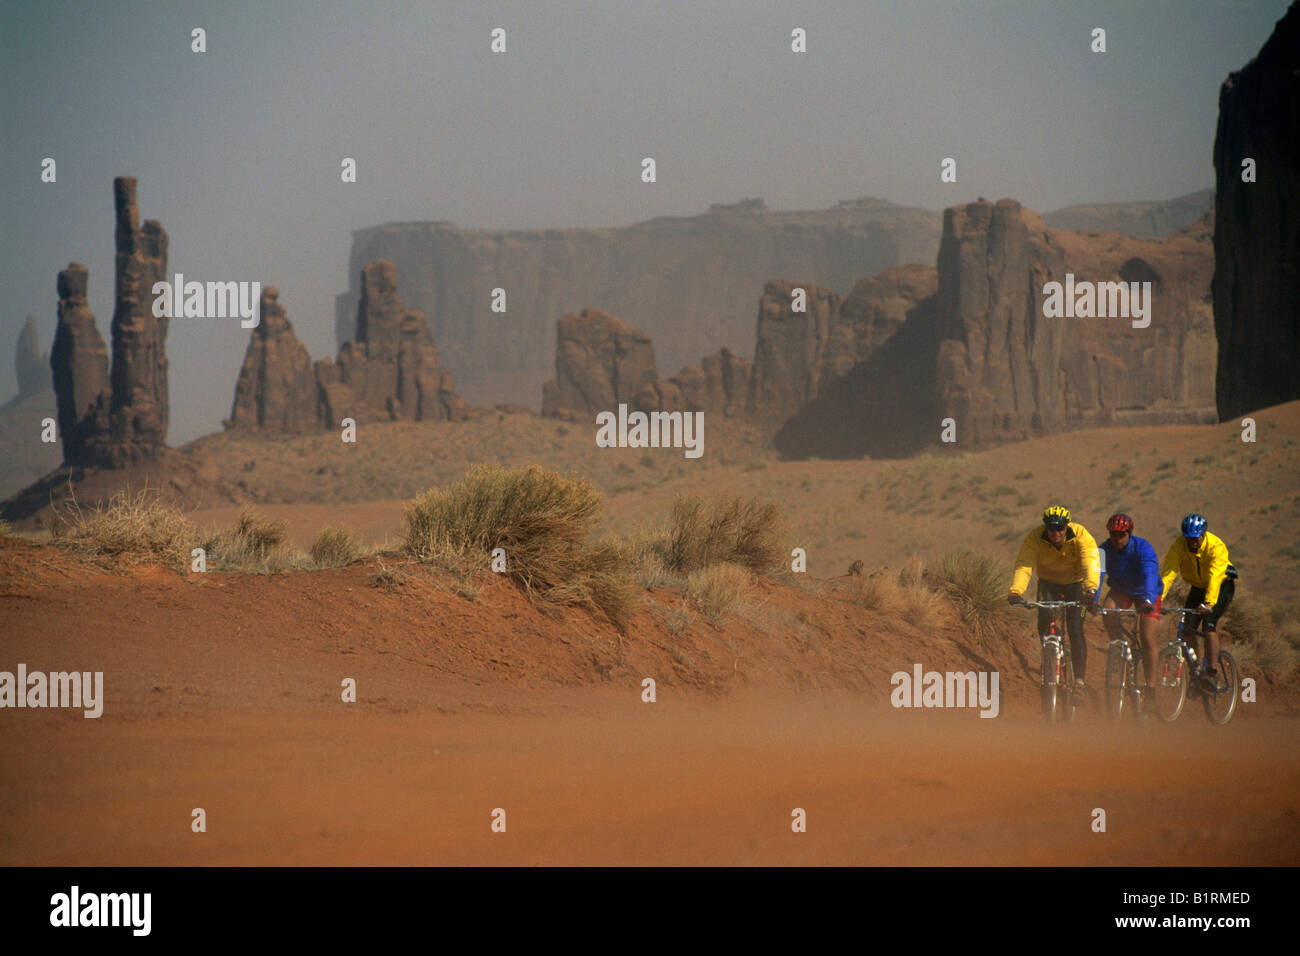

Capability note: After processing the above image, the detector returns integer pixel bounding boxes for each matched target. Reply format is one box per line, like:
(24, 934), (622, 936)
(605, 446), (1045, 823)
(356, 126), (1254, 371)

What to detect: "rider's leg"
(1202, 579), (1235, 684)
(1139, 604), (1161, 693)
(1063, 582), (1086, 683)
(1101, 590), (1121, 641)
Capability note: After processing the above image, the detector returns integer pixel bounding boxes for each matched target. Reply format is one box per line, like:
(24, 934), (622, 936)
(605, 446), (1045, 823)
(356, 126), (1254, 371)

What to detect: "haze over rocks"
(337, 198), (944, 412)
(1212, 0), (1300, 420)
(13, 316), (45, 402)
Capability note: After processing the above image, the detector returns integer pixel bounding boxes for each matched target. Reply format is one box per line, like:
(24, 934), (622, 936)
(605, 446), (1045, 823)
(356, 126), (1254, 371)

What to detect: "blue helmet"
(1181, 513), (1208, 537)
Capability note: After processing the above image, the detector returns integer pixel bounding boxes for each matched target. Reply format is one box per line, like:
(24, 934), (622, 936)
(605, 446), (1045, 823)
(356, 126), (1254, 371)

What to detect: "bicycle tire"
(1104, 644), (1126, 721)
(1204, 649), (1240, 725)
(1063, 653), (1077, 724)
(1041, 644), (1060, 724)
(1155, 644), (1187, 723)
(1129, 658), (1147, 725)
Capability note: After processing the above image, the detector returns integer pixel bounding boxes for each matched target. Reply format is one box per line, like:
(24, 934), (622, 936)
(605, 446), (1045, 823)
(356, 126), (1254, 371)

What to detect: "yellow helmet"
(1042, 505), (1071, 530)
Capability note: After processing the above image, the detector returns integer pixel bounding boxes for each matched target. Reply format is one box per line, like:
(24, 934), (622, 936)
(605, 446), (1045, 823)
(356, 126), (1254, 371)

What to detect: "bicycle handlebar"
(1096, 607), (1139, 616)
(1018, 600), (1083, 609)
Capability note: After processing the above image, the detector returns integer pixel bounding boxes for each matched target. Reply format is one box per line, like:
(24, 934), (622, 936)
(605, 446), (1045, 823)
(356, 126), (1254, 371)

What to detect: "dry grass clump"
(1222, 598), (1299, 679)
(850, 572), (904, 613)
(652, 494), (783, 575)
(310, 526), (364, 568)
(51, 488), (195, 571)
(401, 464), (634, 627)
(684, 562), (751, 623)
(924, 550), (1018, 644)
(847, 565), (944, 631)
(202, 508), (306, 573)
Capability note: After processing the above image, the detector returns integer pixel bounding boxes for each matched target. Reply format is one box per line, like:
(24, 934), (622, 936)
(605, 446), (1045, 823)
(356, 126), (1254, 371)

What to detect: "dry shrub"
(51, 487), (195, 571)
(684, 562), (751, 623)
(850, 572), (904, 613)
(899, 582), (944, 631)
(310, 526), (364, 568)
(1222, 597), (1299, 678)
(924, 550), (1017, 644)
(402, 464), (634, 627)
(202, 508), (304, 573)
(656, 494), (783, 574)
(0, 517), (11, 537)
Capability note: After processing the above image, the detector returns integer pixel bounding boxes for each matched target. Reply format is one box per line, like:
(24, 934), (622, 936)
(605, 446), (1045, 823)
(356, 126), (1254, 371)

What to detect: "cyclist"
(1007, 505), (1100, 692)
(1160, 513), (1236, 694)
(1093, 513), (1162, 710)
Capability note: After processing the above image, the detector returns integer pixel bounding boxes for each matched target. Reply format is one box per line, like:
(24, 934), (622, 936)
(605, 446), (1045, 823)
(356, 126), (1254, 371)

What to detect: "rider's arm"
(1138, 538), (1161, 605)
(1202, 536), (1230, 606)
(1158, 538), (1182, 602)
(1078, 525), (1100, 593)
(1009, 532), (1036, 596)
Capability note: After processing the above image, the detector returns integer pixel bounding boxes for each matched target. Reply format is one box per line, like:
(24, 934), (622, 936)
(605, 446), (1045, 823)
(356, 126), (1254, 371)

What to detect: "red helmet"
(1107, 513), (1134, 533)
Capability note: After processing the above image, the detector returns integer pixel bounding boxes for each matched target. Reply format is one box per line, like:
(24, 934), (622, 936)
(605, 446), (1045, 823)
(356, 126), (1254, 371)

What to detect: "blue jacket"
(1099, 535), (1161, 605)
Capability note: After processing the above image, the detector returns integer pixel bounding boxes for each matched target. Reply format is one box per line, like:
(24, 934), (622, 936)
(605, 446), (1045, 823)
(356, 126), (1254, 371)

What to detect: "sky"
(0, 0), (1289, 444)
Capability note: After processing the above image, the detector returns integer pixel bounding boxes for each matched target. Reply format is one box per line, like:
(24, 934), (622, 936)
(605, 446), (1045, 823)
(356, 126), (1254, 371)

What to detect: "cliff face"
(1212, 1), (1300, 419)
(1043, 188), (1214, 238)
(336, 199), (942, 411)
(934, 200), (1216, 446)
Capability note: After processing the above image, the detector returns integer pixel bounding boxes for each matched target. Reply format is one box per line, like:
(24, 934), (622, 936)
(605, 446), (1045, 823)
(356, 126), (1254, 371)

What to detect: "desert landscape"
(2, 1), (1299, 875)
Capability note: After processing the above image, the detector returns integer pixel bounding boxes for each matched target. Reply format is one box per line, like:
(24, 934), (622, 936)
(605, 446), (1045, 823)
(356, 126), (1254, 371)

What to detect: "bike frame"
(1098, 606), (1142, 720)
(1020, 599), (1083, 723)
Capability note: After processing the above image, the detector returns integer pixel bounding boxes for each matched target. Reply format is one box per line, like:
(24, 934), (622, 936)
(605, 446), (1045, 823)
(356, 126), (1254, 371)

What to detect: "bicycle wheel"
(1203, 649), (1240, 725)
(1104, 644), (1127, 721)
(1155, 644), (1187, 723)
(1062, 653), (1077, 724)
(1041, 645), (1060, 724)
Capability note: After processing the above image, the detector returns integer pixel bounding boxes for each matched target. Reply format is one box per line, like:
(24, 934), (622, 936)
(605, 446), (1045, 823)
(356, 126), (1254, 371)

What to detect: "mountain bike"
(1153, 607), (1240, 725)
(1020, 600), (1082, 724)
(1099, 606), (1144, 723)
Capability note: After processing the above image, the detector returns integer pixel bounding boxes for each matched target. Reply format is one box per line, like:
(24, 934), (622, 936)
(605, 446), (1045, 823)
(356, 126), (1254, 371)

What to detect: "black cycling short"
(1036, 580), (1087, 680)
(1186, 579), (1235, 632)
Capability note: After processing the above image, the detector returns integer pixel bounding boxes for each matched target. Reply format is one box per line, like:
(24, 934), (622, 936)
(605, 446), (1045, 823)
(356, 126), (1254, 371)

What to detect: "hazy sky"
(0, 0), (1288, 443)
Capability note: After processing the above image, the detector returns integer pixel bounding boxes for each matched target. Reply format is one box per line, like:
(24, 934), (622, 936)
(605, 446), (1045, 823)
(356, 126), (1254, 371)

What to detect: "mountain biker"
(1093, 513), (1162, 710)
(1007, 505), (1100, 692)
(1160, 513), (1236, 694)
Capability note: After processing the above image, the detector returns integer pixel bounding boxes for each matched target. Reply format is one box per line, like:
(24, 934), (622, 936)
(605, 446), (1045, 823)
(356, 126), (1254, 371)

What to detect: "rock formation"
(747, 281), (841, 425)
(45, 179), (172, 468)
(665, 347), (752, 417)
(14, 316), (45, 401)
(227, 262), (468, 432)
(541, 309), (659, 420)
(228, 287), (316, 432)
(104, 176), (170, 465)
(337, 199), (943, 410)
(933, 199), (1216, 445)
(50, 263), (111, 467)
(775, 269), (940, 459)
(1212, 0), (1300, 419)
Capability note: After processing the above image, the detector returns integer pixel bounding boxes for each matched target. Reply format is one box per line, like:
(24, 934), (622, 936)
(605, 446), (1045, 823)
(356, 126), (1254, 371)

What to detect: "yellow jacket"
(1010, 522), (1100, 595)
(1160, 532), (1231, 606)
